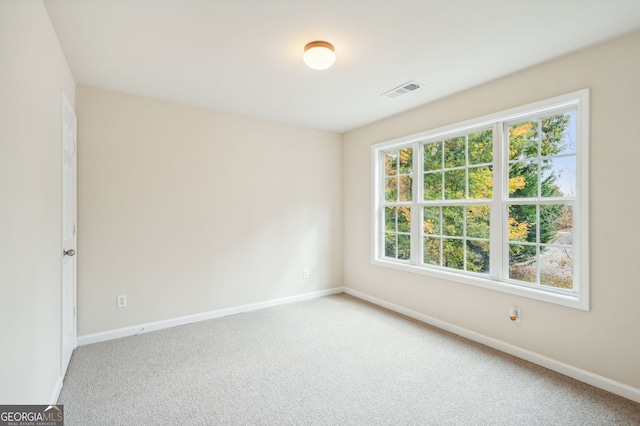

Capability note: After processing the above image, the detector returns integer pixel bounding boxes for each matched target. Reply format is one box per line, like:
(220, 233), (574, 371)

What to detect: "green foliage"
(443, 238), (464, 269)
(384, 206), (411, 260)
(385, 148), (413, 202)
(389, 116), (571, 281)
(422, 205), (490, 273)
(424, 172), (442, 200)
(444, 170), (465, 199)
(468, 130), (493, 164)
(422, 130), (494, 274)
(444, 137), (465, 168)
(424, 141), (442, 171)
(507, 114), (570, 264)
(467, 240), (490, 273)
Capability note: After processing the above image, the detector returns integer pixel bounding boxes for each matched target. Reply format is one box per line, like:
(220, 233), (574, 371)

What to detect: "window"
(372, 90), (589, 310)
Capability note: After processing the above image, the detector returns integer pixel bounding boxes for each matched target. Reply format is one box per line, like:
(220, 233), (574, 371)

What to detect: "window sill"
(371, 258), (588, 311)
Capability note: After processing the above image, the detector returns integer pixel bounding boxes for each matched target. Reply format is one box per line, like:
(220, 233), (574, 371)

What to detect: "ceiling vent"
(381, 81), (423, 99)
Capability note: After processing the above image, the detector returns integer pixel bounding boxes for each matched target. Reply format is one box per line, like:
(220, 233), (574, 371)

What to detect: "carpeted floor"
(58, 294), (640, 425)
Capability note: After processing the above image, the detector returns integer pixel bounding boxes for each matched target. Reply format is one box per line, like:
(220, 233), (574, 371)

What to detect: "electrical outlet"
(303, 269), (310, 279)
(509, 306), (520, 323)
(117, 294), (127, 308)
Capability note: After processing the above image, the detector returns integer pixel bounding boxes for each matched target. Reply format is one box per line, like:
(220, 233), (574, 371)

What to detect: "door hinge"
(73, 223), (77, 236)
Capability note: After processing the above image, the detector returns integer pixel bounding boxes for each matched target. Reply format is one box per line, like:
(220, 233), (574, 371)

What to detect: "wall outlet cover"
(117, 295), (127, 308)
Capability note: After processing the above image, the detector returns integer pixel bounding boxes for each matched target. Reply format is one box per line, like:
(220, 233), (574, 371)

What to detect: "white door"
(61, 93), (77, 378)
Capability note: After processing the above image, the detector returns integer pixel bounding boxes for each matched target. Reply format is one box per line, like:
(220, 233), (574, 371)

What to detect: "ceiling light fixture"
(303, 41), (336, 70)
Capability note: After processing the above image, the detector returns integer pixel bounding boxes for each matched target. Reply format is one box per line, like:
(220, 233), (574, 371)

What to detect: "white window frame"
(371, 89), (589, 310)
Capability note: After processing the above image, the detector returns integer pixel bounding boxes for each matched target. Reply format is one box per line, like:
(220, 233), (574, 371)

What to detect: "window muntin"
(507, 203), (573, 289)
(384, 206), (412, 260)
(423, 205), (491, 273)
(420, 128), (493, 275)
(384, 148), (413, 202)
(507, 112), (577, 200)
(504, 110), (577, 290)
(383, 148), (413, 261)
(372, 90), (589, 310)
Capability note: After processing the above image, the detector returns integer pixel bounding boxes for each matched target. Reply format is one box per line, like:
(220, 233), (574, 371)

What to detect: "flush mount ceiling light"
(303, 41), (336, 70)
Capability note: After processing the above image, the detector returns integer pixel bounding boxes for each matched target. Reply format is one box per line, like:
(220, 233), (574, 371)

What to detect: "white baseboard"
(77, 287), (343, 347)
(343, 287), (640, 404)
(50, 376), (63, 404)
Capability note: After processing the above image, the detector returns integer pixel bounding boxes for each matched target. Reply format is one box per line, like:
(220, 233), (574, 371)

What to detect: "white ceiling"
(44, 0), (640, 133)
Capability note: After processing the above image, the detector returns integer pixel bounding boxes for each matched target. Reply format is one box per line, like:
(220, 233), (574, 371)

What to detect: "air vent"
(382, 81), (423, 99)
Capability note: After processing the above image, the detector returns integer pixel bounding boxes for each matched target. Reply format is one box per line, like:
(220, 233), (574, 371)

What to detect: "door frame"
(60, 91), (77, 380)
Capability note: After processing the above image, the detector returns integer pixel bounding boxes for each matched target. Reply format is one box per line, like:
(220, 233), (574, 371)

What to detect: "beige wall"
(76, 86), (343, 336)
(0, 1), (76, 403)
(343, 32), (640, 390)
